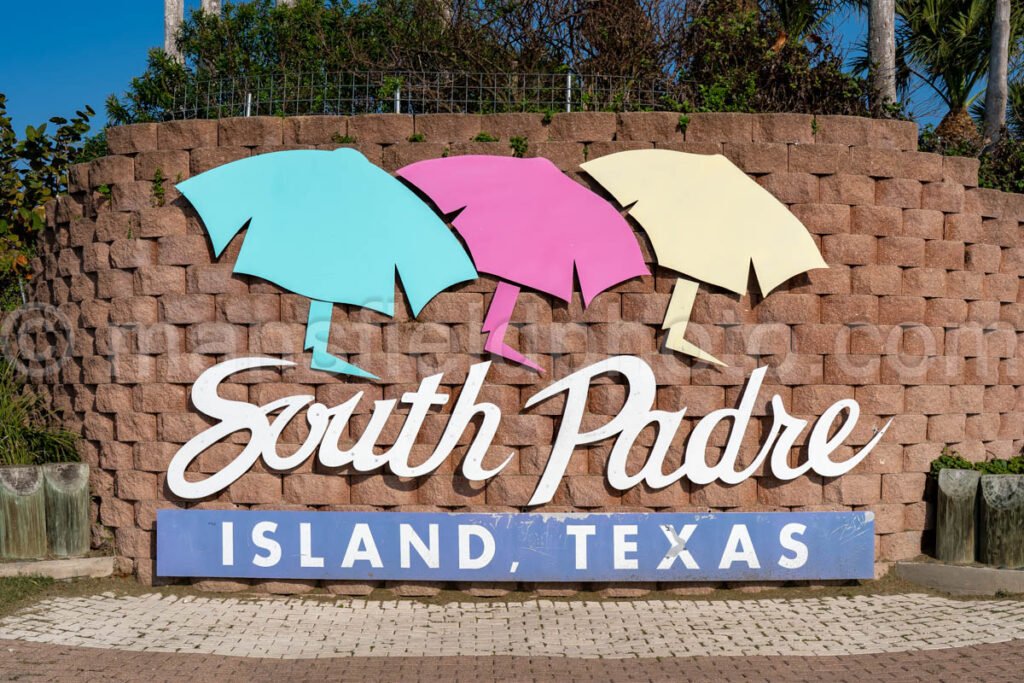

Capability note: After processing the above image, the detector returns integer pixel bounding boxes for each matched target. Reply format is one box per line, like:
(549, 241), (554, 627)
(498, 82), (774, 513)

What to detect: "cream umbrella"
(581, 149), (827, 366)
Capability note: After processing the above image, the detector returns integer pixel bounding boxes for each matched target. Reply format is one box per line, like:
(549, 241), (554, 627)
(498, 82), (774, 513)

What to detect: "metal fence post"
(245, 92), (252, 117)
(566, 72), (572, 113)
(394, 84), (401, 114)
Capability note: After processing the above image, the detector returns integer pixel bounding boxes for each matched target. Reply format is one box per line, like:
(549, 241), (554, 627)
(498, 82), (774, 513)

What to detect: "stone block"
(346, 114), (414, 144)
(106, 123), (158, 154)
(547, 112), (616, 142)
(218, 116), (284, 147)
(616, 112), (682, 142)
(158, 120), (218, 150)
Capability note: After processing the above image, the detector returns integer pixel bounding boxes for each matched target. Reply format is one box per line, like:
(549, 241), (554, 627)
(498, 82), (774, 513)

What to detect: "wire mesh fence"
(167, 71), (688, 119)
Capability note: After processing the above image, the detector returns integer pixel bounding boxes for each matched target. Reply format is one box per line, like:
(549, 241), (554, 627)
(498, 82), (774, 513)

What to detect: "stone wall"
(29, 111), (1024, 593)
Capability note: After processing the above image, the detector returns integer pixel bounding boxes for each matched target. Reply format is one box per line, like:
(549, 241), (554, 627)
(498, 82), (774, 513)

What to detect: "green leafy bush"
(921, 125), (1024, 196)
(929, 447), (1024, 476)
(930, 447), (976, 475)
(509, 136), (528, 158)
(672, 0), (871, 116)
(979, 133), (1024, 194)
(107, 0), (564, 123)
(107, 0), (879, 122)
(975, 457), (1024, 475)
(73, 131), (109, 164)
(0, 360), (78, 466)
(0, 93), (96, 307)
(918, 124), (983, 158)
(105, 49), (188, 125)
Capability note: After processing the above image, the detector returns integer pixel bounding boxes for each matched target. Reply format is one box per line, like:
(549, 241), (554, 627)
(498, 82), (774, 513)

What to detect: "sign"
(156, 147), (888, 582)
(164, 148), (890, 511)
(166, 357), (892, 505)
(157, 510), (875, 581)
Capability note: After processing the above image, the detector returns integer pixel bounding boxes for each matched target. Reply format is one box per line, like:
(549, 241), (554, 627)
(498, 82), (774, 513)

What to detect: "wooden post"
(0, 466), (47, 560)
(978, 475), (1024, 568)
(936, 469), (980, 564)
(43, 464), (90, 558)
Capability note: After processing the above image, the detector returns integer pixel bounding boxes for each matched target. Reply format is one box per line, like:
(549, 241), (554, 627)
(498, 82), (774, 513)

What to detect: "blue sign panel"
(156, 510), (874, 581)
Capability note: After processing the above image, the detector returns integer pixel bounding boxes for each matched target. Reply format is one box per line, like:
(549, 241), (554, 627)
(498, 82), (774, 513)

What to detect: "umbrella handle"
(304, 299), (379, 379)
(663, 278), (726, 367)
(482, 281), (543, 372)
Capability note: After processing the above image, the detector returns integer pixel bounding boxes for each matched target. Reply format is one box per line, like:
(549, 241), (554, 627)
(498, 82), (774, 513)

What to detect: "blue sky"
(0, 1), (176, 132)
(0, 2), (944, 135)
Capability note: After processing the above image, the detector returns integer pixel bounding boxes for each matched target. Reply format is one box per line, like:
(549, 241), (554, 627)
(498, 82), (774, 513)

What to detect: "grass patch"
(0, 576), (54, 616)
(0, 576), (154, 618)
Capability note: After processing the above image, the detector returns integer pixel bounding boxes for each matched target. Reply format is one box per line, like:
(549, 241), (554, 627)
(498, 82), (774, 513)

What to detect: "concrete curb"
(896, 561), (1024, 596)
(0, 556), (114, 580)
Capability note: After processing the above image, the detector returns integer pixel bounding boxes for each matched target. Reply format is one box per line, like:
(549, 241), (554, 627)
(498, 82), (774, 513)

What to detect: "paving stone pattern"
(1, 592), (1022, 660)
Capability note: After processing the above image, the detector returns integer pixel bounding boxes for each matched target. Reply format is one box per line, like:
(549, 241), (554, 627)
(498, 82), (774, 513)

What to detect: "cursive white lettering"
(166, 356), (892, 506)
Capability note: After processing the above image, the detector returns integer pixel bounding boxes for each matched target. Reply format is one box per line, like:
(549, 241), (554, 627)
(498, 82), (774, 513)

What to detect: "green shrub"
(473, 132), (499, 143)
(509, 136), (528, 158)
(151, 168), (167, 207)
(979, 133), (1024, 195)
(930, 446), (1024, 477)
(919, 120), (1024, 197)
(975, 457), (1024, 475)
(930, 447), (975, 476)
(0, 360), (78, 466)
(107, 0), (879, 123)
(1, 94), (95, 292)
(919, 124), (983, 158)
(72, 131), (108, 164)
(673, 0), (871, 116)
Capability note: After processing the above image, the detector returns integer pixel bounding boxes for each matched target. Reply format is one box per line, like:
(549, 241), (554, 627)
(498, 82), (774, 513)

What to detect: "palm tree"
(761, 0), (841, 44)
(973, 79), (1024, 136)
(896, 0), (1022, 141)
(164, 0), (184, 63)
(983, 0), (1011, 144)
(869, 0), (897, 107)
(1008, 79), (1024, 136)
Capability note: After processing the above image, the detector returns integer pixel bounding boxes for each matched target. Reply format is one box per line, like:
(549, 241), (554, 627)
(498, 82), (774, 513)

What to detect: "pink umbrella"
(398, 155), (649, 371)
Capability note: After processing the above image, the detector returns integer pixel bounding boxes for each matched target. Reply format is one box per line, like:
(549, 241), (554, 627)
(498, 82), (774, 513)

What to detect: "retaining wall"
(28, 111), (1024, 593)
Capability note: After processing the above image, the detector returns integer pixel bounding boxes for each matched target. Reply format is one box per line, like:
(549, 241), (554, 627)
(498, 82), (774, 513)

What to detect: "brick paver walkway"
(2, 592), (1022, 659)
(1, 640), (1023, 682)
(1, 592), (1022, 680)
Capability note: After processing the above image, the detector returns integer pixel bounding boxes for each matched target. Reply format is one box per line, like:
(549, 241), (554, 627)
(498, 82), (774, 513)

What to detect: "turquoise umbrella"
(176, 148), (477, 379)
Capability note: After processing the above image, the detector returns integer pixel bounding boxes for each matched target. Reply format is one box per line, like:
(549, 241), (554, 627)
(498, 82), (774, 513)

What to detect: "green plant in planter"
(930, 447), (974, 476)
(930, 446), (1024, 476)
(0, 360), (78, 467)
(975, 457), (1024, 475)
